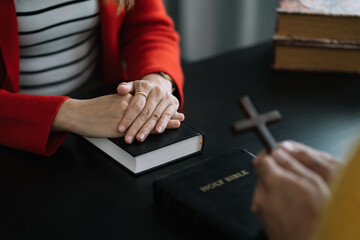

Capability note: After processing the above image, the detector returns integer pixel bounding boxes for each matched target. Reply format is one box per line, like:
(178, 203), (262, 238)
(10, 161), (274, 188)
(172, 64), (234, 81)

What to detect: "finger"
(280, 140), (336, 164)
(124, 87), (165, 143)
(136, 99), (181, 142)
(279, 141), (340, 182)
(118, 94), (147, 134)
(255, 149), (268, 160)
(171, 112), (185, 121)
(119, 80), (159, 135)
(118, 89), (150, 134)
(273, 148), (331, 199)
(141, 119), (182, 138)
(166, 119), (181, 129)
(155, 103), (179, 134)
(272, 148), (319, 180)
(253, 149), (268, 171)
(253, 154), (279, 179)
(148, 120), (181, 135)
(133, 96), (169, 142)
(117, 82), (135, 95)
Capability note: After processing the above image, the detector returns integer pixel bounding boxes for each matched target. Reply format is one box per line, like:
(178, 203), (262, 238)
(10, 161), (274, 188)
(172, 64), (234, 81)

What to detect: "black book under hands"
(84, 122), (204, 174)
(153, 149), (266, 240)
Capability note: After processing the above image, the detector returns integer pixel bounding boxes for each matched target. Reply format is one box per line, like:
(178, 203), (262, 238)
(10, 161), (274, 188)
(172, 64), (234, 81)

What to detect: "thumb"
(117, 82), (134, 95)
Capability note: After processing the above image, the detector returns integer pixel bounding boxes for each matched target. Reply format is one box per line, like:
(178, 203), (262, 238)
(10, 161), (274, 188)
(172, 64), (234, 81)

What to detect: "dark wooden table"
(1, 42), (360, 239)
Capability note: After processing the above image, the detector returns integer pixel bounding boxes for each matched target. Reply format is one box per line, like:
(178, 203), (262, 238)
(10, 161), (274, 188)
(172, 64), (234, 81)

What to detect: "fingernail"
(282, 141), (295, 152)
(119, 125), (126, 133)
(138, 133), (145, 141)
(157, 126), (163, 133)
(175, 120), (181, 127)
(126, 136), (133, 143)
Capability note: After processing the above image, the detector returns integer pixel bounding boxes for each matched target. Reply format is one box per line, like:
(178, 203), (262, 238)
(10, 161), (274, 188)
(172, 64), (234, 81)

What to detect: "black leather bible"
(153, 149), (267, 240)
(84, 122), (204, 174)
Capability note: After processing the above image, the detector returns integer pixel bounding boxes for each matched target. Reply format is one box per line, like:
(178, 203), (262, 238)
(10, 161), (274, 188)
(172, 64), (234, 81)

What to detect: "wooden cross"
(232, 96), (281, 152)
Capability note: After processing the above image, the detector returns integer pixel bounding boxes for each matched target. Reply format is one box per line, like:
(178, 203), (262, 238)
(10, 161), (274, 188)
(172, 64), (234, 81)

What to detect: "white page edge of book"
(83, 134), (204, 174)
(276, 8), (360, 17)
(83, 136), (136, 172)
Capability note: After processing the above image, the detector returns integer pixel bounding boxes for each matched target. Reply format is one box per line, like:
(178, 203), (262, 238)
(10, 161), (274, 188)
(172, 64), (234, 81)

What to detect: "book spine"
(153, 182), (205, 225)
(153, 182), (267, 240)
(153, 181), (228, 239)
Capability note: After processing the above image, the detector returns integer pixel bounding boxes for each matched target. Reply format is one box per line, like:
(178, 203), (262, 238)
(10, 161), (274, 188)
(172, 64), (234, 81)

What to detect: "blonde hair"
(114, 0), (135, 10)
(105, 0), (135, 13)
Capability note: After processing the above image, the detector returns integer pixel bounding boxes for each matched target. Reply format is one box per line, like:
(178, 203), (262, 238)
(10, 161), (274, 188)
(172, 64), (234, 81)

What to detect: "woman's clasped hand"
(52, 74), (184, 143)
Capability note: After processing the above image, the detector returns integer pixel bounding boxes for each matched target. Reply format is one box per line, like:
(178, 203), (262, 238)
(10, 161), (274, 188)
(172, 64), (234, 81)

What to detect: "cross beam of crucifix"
(232, 96), (281, 152)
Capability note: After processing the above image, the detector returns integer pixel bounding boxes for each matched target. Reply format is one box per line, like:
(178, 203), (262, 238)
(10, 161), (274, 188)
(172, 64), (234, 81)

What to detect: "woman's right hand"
(252, 141), (345, 240)
(51, 94), (182, 138)
(252, 148), (331, 240)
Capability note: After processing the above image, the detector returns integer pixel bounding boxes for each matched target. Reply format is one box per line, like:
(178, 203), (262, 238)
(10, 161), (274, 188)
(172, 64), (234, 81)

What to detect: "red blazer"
(0, 0), (184, 156)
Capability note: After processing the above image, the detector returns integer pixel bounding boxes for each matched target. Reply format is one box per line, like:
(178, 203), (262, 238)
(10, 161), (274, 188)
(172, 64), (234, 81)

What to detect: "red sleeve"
(120, 0), (184, 107)
(0, 0), (69, 156)
(0, 89), (69, 156)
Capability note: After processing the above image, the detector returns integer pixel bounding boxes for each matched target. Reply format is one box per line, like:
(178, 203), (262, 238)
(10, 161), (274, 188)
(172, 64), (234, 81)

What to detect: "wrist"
(51, 98), (77, 133)
(142, 73), (174, 94)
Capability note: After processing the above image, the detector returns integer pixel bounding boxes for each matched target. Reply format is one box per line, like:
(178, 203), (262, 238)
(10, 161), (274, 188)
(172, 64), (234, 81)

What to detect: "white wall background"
(164, 0), (279, 61)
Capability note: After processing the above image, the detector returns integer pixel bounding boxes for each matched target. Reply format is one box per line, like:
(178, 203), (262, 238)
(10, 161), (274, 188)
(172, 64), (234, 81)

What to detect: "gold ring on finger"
(135, 91), (148, 99)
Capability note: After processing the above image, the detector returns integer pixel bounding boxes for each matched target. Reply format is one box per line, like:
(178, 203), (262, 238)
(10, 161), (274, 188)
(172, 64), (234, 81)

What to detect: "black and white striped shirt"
(15, 0), (100, 96)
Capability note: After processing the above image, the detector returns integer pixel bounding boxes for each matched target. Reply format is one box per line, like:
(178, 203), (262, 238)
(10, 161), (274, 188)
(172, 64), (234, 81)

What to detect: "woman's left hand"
(116, 73), (184, 144)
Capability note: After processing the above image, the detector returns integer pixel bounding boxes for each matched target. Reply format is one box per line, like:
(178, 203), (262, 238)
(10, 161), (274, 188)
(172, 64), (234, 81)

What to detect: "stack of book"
(273, 0), (360, 73)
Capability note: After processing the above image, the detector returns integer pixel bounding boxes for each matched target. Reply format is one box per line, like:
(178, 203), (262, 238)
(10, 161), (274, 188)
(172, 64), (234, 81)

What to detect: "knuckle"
(166, 93), (179, 105)
(173, 97), (179, 106)
(139, 81), (152, 89)
(134, 101), (144, 113)
(151, 113), (161, 121)
(154, 86), (165, 96)
(162, 112), (172, 119)
(140, 108), (152, 120)
(164, 91), (172, 99)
